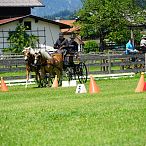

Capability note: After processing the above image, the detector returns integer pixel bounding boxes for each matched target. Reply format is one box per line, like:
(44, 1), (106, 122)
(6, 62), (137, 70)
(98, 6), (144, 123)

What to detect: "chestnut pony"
(22, 47), (41, 86)
(34, 50), (63, 87)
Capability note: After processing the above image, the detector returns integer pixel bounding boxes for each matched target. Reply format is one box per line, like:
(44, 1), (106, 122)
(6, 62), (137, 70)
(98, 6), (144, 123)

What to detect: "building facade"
(0, 15), (70, 53)
(0, 0), (43, 19)
(0, 1), (70, 53)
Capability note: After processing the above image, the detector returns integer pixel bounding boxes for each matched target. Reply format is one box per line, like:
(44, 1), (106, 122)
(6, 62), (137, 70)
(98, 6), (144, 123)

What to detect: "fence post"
(108, 53), (111, 74)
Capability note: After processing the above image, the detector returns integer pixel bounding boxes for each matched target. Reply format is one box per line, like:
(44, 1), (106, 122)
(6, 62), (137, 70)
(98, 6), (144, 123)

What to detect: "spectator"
(125, 38), (138, 55)
(99, 41), (105, 52)
(140, 35), (146, 53)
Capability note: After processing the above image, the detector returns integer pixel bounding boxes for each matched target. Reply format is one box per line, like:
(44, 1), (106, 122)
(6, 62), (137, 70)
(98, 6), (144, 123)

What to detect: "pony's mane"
(29, 48), (35, 55)
(40, 50), (52, 60)
(23, 47), (35, 55)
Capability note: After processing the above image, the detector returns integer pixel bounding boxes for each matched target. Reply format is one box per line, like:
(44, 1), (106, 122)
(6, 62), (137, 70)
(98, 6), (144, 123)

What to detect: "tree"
(77, 0), (146, 45)
(6, 24), (38, 53)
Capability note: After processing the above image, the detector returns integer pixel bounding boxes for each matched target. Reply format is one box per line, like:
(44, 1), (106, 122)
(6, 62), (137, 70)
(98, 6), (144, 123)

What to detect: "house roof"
(0, 17), (22, 24)
(0, 0), (43, 7)
(0, 15), (71, 29)
(57, 20), (83, 44)
(58, 20), (80, 34)
(59, 20), (76, 26)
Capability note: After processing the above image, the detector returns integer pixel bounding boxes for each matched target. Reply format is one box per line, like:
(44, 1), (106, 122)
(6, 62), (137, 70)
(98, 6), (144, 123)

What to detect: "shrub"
(83, 40), (98, 53)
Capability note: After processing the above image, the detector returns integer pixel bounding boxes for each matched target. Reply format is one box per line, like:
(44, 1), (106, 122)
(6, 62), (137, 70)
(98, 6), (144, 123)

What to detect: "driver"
(54, 32), (69, 54)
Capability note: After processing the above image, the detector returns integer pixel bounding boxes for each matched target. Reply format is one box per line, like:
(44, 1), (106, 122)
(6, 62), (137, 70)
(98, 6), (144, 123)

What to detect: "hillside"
(31, 0), (82, 18)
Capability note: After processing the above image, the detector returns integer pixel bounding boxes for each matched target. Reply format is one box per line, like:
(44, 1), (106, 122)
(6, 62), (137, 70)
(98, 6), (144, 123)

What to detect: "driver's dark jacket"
(54, 38), (69, 49)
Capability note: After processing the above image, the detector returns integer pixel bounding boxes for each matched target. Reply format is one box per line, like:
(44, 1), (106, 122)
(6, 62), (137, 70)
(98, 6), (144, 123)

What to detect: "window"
(24, 21), (31, 30)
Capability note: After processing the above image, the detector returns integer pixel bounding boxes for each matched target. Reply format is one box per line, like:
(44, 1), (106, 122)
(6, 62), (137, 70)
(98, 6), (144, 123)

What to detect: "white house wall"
(0, 21), (19, 53)
(0, 17), (61, 53)
(23, 18), (60, 47)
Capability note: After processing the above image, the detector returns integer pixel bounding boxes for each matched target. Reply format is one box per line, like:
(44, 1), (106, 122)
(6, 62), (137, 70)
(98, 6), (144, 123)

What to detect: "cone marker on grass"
(135, 72), (145, 92)
(89, 75), (100, 94)
(52, 75), (58, 88)
(1, 77), (8, 92)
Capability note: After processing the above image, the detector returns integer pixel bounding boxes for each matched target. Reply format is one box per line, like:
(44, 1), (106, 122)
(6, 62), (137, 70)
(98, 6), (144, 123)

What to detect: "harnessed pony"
(22, 47), (41, 86)
(34, 50), (63, 87)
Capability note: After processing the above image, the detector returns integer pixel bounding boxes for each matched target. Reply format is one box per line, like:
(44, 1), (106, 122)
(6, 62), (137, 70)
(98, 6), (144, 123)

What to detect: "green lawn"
(0, 76), (146, 146)
(0, 70), (31, 77)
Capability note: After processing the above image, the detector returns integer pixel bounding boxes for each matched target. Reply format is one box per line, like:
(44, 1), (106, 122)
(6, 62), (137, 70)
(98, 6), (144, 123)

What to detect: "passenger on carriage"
(69, 35), (78, 52)
(140, 35), (146, 53)
(125, 38), (138, 55)
(68, 35), (79, 63)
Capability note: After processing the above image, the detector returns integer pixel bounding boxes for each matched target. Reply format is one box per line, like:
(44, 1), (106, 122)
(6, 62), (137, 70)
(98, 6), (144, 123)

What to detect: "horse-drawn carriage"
(62, 52), (87, 84)
(23, 47), (88, 87)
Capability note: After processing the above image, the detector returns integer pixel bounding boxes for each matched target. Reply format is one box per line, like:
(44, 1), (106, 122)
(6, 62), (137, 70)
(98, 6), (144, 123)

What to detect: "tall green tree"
(77, 0), (146, 45)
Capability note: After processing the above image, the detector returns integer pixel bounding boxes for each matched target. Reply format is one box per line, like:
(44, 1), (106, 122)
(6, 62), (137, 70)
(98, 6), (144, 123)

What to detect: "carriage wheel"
(77, 62), (87, 84)
(41, 74), (56, 87)
(39, 73), (62, 88)
(63, 67), (75, 82)
(38, 76), (48, 87)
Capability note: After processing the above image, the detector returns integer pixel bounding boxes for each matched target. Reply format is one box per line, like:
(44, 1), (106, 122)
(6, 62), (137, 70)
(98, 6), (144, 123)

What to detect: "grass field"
(0, 76), (146, 146)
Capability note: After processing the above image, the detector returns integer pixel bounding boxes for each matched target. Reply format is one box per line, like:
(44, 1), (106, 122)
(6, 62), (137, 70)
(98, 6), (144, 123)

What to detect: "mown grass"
(0, 70), (33, 77)
(0, 76), (146, 146)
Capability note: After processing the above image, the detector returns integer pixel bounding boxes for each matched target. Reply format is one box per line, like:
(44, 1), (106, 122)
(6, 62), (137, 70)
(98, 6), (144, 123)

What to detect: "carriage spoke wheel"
(77, 62), (87, 84)
(39, 76), (48, 87)
(63, 67), (75, 81)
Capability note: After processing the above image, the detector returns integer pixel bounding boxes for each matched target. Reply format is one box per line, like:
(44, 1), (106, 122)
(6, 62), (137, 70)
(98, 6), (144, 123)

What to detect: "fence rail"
(0, 53), (145, 81)
(80, 53), (146, 74)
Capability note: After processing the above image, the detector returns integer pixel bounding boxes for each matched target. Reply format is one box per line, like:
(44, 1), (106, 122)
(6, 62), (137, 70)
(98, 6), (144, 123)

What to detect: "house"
(0, 1), (71, 53)
(0, 0), (43, 19)
(57, 20), (84, 52)
(0, 15), (71, 53)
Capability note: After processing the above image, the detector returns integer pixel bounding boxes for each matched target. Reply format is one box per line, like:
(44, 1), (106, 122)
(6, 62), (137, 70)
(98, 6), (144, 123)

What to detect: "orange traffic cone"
(135, 72), (145, 92)
(1, 77), (8, 92)
(143, 82), (146, 91)
(89, 75), (100, 94)
(52, 75), (58, 88)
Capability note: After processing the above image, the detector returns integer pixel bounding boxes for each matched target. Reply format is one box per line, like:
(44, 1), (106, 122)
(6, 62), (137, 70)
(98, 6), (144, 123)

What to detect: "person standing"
(140, 35), (146, 53)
